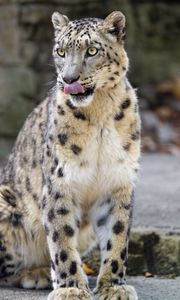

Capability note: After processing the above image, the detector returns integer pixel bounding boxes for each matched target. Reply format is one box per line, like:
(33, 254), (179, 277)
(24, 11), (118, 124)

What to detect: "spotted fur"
(0, 11), (140, 300)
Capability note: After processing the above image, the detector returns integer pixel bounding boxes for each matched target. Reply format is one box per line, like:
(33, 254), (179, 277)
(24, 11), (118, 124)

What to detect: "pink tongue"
(64, 82), (85, 95)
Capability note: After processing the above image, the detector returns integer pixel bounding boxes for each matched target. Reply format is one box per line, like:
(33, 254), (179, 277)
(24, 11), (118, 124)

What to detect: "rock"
(141, 111), (160, 132)
(0, 138), (14, 161)
(81, 229), (180, 276)
(0, 67), (39, 136)
(19, 4), (55, 26)
(21, 41), (39, 65)
(0, 4), (20, 65)
(158, 122), (176, 144)
(157, 78), (180, 101)
(141, 110), (177, 145)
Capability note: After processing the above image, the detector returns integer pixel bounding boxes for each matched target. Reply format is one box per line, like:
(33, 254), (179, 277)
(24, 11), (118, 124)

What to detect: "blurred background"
(0, 0), (179, 160)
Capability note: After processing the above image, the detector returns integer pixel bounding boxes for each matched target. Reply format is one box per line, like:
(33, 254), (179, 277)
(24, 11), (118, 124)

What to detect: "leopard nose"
(63, 75), (80, 84)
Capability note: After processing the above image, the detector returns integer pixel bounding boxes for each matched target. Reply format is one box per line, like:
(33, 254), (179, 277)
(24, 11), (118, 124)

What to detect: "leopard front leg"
(92, 186), (138, 300)
(41, 183), (92, 300)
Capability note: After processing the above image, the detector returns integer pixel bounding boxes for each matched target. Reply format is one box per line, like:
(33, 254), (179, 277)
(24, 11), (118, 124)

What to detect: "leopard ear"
(52, 12), (69, 33)
(102, 11), (126, 42)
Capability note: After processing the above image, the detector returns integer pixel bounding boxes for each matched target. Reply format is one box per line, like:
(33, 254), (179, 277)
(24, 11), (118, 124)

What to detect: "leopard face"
(52, 11), (128, 107)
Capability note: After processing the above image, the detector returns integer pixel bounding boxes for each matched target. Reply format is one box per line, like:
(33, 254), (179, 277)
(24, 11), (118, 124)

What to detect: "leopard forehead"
(52, 11), (127, 50)
(55, 18), (104, 49)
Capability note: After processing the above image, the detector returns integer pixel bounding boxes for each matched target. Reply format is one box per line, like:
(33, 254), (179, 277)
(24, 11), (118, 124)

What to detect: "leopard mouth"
(70, 87), (95, 101)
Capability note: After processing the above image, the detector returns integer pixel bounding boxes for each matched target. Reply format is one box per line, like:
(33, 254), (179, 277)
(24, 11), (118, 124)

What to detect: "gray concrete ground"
(0, 153), (180, 299)
(1, 276), (180, 300)
(134, 153), (180, 230)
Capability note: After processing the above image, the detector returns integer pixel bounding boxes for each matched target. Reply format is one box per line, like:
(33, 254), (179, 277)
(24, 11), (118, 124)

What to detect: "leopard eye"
(87, 47), (98, 57)
(57, 48), (65, 57)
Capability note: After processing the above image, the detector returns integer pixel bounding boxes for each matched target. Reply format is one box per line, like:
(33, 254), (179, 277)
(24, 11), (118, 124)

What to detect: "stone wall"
(0, 0), (179, 158)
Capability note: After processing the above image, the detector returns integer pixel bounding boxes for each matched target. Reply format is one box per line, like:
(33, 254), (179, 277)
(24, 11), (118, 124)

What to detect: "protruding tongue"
(64, 82), (85, 95)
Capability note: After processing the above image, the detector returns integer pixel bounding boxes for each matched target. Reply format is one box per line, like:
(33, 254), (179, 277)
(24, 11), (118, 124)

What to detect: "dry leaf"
(144, 271), (154, 278)
(83, 263), (94, 275)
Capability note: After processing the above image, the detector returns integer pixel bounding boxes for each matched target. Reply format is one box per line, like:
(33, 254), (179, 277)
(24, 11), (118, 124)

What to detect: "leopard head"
(52, 11), (128, 107)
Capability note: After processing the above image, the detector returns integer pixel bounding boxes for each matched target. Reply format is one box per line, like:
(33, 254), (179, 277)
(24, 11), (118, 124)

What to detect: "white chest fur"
(63, 122), (135, 204)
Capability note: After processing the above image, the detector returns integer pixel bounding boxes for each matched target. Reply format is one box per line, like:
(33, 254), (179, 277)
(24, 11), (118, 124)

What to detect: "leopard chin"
(69, 87), (95, 107)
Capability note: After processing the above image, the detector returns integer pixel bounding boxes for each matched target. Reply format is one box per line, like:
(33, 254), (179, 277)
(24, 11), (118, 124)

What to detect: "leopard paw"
(94, 285), (138, 300)
(47, 287), (93, 300)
